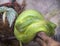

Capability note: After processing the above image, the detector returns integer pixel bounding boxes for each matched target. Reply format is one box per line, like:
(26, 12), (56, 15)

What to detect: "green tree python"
(14, 10), (56, 45)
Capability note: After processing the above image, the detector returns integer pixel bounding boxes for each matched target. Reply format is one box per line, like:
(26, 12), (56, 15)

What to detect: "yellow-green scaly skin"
(14, 10), (56, 43)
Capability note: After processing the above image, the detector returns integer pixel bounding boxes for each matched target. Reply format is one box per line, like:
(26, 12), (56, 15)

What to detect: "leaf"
(0, 6), (18, 27)
(6, 8), (18, 27)
(0, 6), (8, 12)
